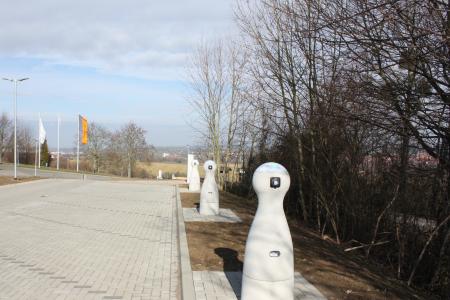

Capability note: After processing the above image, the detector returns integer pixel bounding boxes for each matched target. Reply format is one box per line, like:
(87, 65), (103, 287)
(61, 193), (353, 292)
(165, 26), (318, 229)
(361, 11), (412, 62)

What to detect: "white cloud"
(0, 0), (236, 80)
(0, 0), (238, 146)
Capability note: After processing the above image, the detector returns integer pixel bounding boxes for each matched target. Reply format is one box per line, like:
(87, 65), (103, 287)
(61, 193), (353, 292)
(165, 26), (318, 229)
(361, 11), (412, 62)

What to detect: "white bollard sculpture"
(187, 154), (194, 183)
(199, 160), (219, 215)
(188, 160), (201, 191)
(157, 170), (163, 180)
(241, 162), (293, 300)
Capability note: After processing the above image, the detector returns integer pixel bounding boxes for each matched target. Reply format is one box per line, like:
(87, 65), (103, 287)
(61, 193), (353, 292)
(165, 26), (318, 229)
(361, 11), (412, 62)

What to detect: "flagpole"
(38, 114), (41, 169)
(34, 140), (37, 177)
(13, 80), (17, 179)
(57, 115), (60, 170)
(77, 114), (80, 172)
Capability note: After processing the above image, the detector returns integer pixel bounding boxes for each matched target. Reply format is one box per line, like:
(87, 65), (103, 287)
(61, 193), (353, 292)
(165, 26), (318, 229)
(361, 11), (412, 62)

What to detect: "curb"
(175, 185), (196, 300)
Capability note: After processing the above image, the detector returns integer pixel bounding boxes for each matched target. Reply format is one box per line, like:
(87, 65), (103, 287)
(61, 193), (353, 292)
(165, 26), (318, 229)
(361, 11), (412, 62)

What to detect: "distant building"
(361, 150), (438, 172)
(412, 150), (438, 166)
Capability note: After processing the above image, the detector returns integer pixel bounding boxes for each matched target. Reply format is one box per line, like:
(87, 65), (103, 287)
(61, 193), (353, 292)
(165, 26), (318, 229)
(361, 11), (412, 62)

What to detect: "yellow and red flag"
(79, 115), (88, 144)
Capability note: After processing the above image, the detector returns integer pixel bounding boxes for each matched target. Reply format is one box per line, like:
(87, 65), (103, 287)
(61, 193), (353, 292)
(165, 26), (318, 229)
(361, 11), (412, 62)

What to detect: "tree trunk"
(408, 215), (450, 286)
(296, 135), (309, 222)
(431, 227), (450, 296)
(94, 158), (98, 174)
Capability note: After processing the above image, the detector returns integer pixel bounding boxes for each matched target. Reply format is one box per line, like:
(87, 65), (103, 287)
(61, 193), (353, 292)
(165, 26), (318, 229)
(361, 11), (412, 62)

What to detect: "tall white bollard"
(241, 162), (293, 300)
(189, 160), (201, 191)
(187, 154), (194, 184)
(199, 160), (219, 215)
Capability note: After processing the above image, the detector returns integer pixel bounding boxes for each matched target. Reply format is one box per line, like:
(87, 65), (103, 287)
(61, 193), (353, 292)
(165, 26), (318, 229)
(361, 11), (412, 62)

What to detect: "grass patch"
(138, 162), (210, 178)
(139, 162), (193, 177)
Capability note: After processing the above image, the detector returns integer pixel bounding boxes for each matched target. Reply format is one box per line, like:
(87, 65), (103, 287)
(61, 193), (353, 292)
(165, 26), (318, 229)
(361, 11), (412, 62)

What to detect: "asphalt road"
(0, 163), (119, 181)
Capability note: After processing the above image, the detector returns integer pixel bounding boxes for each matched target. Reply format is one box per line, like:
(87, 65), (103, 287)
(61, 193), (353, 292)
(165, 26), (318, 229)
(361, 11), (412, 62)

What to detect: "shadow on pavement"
(215, 247), (243, 298)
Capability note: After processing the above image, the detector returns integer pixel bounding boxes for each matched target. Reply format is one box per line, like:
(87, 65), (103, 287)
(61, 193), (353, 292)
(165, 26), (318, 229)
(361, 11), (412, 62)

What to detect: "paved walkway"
(0, 179), (179, 300)
(183, 208), (241, 223)
(193, 271), (326, 300)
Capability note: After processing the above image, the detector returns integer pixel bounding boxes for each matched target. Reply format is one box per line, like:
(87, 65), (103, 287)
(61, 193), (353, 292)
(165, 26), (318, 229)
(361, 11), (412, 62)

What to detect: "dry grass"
(139, 161), (242, 182)
(181, 191), (432, 300)
(0, 176), (41, 186)
(138, 162), (206, 177)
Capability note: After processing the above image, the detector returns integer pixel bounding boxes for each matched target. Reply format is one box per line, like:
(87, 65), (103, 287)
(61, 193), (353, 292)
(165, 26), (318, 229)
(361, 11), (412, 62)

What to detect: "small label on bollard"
(269, 250), (281, 257)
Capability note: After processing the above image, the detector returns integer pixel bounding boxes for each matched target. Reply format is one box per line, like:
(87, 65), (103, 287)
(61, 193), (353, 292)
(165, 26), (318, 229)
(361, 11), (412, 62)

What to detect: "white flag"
(39, 117), (46, 144)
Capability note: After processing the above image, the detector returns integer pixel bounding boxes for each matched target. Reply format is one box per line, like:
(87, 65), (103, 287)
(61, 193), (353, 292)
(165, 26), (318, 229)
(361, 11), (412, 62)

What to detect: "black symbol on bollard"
(270, 177), (281, 189)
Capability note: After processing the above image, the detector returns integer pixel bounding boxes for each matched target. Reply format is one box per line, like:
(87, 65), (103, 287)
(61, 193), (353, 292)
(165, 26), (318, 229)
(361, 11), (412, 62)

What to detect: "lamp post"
(2, 77), (29, 179)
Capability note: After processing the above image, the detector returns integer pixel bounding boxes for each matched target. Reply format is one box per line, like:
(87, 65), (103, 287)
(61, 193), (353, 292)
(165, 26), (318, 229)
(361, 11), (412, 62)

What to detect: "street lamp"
(2, 77), (29, 179)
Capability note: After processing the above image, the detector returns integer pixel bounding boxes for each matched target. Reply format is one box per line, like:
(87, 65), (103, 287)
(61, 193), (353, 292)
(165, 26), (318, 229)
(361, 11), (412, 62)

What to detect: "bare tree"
(86, 122), (110, 173)
(188, 41), (225, 181)
(222, 42), (250, 189)
(0, 113), (12, 163)
(118, 122), (149, 178)
(231, 0), (449, 296)
(17, 123), (34, 165)
(236, 0), (336, 224)
(320, 0), (449, 288)
(187, 40), (248, 187)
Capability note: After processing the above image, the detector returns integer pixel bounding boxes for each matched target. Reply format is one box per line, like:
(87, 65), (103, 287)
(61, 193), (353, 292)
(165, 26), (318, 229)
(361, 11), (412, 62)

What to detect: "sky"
(0, 0), (237, 148)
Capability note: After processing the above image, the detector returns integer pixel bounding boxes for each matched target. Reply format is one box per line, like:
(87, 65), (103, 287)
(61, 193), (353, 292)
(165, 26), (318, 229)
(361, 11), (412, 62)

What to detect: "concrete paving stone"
(0, 179), (179, 300)
(192, 271), (327, 300)
(183, 208), (242, 223)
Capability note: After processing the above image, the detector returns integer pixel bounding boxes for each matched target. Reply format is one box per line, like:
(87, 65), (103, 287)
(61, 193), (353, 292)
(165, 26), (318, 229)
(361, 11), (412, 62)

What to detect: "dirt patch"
(180, 191), (431, 300)
(181, 192), (251, 271)
(0, 176), (41, 186)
